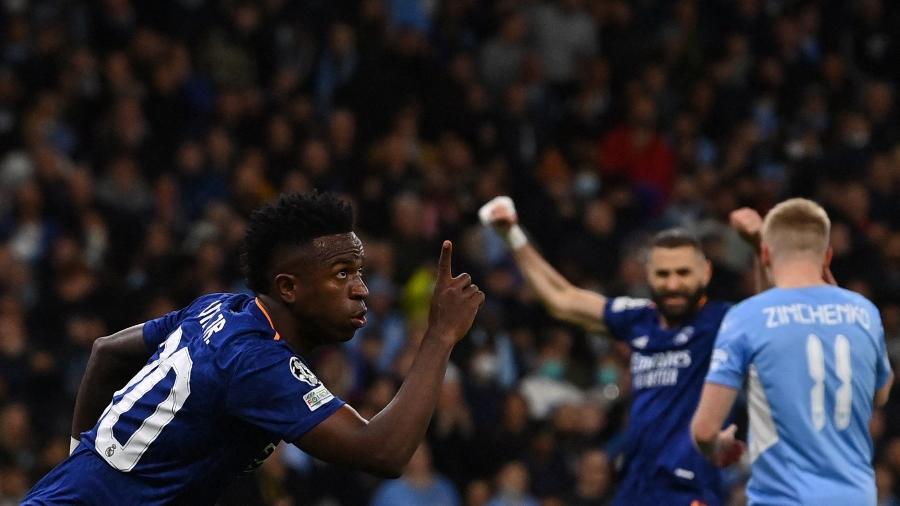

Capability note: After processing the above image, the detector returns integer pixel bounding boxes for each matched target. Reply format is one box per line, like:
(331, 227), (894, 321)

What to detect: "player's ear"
(760, 243), (771, 268)
(274, 273), (297, 304)
(823, 246), (833, 269)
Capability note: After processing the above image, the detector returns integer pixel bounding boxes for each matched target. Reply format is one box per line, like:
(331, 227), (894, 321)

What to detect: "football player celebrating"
(24, 192), (484, 505)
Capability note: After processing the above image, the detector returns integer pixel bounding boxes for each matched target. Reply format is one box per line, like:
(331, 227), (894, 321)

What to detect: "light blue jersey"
(706, 285), (891, 506)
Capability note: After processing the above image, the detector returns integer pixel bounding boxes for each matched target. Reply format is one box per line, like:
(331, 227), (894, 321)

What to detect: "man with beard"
(479, 196), (752, 506)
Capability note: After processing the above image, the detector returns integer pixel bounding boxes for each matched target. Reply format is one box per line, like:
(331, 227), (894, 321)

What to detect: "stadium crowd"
(1, 0), (899, 504)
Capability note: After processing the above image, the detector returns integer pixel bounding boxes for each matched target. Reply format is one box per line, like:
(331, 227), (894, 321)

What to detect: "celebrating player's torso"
(24, 293), (344, 506)
(604, 296), (731, 504)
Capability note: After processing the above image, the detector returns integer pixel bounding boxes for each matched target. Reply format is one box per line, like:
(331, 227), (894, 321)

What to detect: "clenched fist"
(730, 207), (763, 249)
(427, 241), (485, 345)
(478, 196), (527, 249)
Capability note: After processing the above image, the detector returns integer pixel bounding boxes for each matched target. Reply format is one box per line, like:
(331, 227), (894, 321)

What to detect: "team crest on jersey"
(674, 326), (694, 345)
(289, 357), (319, 386)
(631, 336), (649, 349)
(710, 349), (728, 372)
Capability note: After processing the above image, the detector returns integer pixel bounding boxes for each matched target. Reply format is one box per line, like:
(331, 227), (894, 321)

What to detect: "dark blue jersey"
(603, 296), (731, 505)
(24, 293), (344, 505)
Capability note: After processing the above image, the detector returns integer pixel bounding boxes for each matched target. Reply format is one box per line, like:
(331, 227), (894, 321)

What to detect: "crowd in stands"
(1, 0), (899, 504)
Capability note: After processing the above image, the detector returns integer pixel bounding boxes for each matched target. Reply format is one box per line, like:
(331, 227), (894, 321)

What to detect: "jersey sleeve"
(603, 297), (654, 340)
(142, 294), (224, 350)
(143, 310), (186, 351)
(225, 343), (345, 442)
(873, 309), (893, 390)
(705, 306), (751, 389)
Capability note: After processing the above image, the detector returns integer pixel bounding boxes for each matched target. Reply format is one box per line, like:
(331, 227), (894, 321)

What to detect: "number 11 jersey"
(24, 293), (345, 505)
(706, 285), (891, 505)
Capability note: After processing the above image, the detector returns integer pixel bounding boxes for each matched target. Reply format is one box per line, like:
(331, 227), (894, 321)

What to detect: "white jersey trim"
(748, 364), (779, 462)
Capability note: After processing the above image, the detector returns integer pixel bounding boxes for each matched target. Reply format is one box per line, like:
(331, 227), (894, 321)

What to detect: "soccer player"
(691, 198), (894, 505)
(24, 192), (485, 505)
(479, 196), (748, 506)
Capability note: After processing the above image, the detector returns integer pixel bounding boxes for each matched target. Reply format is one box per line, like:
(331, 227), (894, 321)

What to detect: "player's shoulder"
(828, 286), (882, 325)
(181, 292), (242, 318)
(214, 296), (284, 349)
(702, 299), (733, 318)
(720, 290), (772, 324)
(827, 285), (877, 308)
(182, 292), (279, 347)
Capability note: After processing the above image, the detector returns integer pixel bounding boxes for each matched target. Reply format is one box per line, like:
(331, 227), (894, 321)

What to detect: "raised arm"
(730, 207), (769, 293)
(731, 207), (837, 289)
(479, 196), (607, 333)
(71, 324), (152, 451)
(295, 241), (484, 478)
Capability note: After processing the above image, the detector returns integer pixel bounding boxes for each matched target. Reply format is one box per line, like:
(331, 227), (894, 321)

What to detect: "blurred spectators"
(1, 0), (899, 504)
(371, 442), (460, 506)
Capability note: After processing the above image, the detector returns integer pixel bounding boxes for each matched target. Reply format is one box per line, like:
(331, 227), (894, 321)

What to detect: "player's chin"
(659, 302), (690, 321)
(339, 325), (361, 342)
(660, 300), (688, 314)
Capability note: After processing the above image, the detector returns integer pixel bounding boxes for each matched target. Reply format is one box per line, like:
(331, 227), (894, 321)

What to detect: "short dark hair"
(650, 228), (703, 252)
(240, 191), (354, 294)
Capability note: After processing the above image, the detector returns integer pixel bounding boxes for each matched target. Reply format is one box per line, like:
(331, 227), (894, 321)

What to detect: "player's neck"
(770, 260), (828, 288)
(257, 294), (314, 353)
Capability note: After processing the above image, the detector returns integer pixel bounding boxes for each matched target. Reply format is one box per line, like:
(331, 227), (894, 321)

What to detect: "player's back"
(23, 293), (344, 505)
(722, 285), (888, 505)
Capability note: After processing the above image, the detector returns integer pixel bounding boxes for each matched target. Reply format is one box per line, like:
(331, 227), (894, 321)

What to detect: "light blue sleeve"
(873, 309), (893, 390)
(705, 306), (751, 389)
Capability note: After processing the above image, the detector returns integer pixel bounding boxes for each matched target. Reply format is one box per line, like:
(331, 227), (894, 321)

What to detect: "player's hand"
(479, 196), (518, 231)
(427, 241), (485, 345)
(730, 207), (763, 250)
(478, 196), (527, 249)
(713, 424), (745, 467)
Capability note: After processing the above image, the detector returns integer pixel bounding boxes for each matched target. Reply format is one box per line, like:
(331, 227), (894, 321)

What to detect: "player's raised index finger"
(437, 240), (452, 279)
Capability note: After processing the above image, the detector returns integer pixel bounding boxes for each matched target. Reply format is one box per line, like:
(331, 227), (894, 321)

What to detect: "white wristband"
(506, 224), (528, 250)
(70, 436), (80, 455)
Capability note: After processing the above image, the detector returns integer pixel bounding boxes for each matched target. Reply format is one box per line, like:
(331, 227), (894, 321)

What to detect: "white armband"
(506, 224), (528, 250)
(478, 196), (528, 250)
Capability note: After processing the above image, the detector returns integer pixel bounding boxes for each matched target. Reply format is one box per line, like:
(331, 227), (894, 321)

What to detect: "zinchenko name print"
(762, 303), (871, 329)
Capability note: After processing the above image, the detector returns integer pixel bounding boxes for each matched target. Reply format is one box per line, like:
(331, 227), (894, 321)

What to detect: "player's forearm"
(512, 245), (607, 331)
(513, 244), (572, 292)
(512, 244), (585, 318)
(692, 430), (718, 460)
(691, 413), (718, 459)
(751, 255), (772, 293)
(363, 334), (453, 474)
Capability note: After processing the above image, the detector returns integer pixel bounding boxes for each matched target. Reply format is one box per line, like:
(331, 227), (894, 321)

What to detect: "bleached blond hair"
(761, 198), (831, 259)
